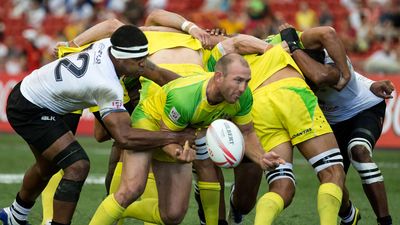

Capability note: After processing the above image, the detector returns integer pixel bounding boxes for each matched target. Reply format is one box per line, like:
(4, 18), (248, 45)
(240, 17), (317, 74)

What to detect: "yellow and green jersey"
(132, 75), (253, 131)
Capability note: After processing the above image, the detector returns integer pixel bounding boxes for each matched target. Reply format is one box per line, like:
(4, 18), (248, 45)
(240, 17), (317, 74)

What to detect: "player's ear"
(214, 71), (223, 81)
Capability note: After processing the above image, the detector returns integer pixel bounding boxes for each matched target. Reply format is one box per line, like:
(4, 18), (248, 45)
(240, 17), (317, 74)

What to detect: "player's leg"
(192, 134), (221, 225)
(255, 142), (295, 225)
(297, 132), (345, 225)
(153, 160), (193, 224)
(89, 150), (152, 225)
(340, 101), (391, 225)
(107, 143), (123, 194)
(4, 84), (90, 225)
(228, 159), (263, 225)
(41, 170), (64, 225)
(193, 159), (221, 225)
(333, 118), (362, 225)
(41, 112), (81, 225)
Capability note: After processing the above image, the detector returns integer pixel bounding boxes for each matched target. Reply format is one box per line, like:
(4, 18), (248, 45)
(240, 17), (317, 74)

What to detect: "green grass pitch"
(0, 133), (399, 225)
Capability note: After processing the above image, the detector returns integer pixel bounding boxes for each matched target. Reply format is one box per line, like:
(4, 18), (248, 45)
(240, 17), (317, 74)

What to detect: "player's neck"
(206, 78), (224, 105)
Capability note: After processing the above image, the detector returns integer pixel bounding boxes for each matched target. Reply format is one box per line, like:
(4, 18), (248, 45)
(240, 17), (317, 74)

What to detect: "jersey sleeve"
(97, 85), (127, 119)
(232, 87), (253, 125)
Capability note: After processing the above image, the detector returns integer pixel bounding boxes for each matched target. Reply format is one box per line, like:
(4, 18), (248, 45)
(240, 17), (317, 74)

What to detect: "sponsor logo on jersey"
(169, 107), (181, 122)
(112, 100), (123, 109)
(41, 116), (56, 121)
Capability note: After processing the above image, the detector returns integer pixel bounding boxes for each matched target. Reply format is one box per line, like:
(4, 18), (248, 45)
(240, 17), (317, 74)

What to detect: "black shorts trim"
(6, 82), (71, 152)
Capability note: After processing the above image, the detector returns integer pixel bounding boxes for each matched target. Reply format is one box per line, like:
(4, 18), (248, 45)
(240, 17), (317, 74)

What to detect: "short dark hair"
(215, 53), (249, 75)
(110, 25), (148, 48)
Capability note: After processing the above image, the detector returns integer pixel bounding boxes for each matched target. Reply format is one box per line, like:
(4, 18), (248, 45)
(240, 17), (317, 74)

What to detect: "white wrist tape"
(181, 21), (192, 32)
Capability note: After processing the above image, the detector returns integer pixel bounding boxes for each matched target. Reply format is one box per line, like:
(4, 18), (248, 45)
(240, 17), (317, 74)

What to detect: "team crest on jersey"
(112, 100), (123, 109)
(169, 107), (181, 122)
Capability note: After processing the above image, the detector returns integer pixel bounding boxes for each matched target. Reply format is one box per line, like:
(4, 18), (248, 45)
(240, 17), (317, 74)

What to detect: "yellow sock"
(122, 198), (164, 225)
(89, 194), (124, 225)
(41, 170), (64, 225)
(109, 162), (123, 194)
(109, 162), (124, 225)
(142, 173), (158, 225)
(198, 181), (221, 225)
(318, 183), (342, 225)
(255, 192), (284, 225)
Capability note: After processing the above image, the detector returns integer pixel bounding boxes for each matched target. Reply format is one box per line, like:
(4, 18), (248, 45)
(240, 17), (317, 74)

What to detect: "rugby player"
(0, 25), (195, 225)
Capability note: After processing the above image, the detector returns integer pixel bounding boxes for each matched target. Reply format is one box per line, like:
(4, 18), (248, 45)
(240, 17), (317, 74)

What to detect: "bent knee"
(269, 179), (296, 207)
(161, 207), (188, 225)
(64, 159), (90, 180)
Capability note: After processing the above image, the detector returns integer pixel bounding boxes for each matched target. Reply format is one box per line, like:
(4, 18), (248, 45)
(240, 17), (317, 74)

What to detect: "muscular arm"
(73, 19), (124, 47)
(291, 49), (340, 88)
(145, 9), (187, 29)
(145, 9), (211, 47)
(142, 59), (181, 86)
(238, 122), (285, 170)
(103, 111), (194, 150)
(219, 34), (271, 55)
(300, 26), (351, 90)
(159, 121), (196, 162)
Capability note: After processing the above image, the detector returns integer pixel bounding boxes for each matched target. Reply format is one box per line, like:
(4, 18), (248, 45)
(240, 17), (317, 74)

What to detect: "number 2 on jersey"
(54, 53), (90, 81)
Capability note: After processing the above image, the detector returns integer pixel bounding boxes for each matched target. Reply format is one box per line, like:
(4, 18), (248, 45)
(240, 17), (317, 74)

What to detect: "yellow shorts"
(131, 108), (177, 163)
(252, 77), (332, 152)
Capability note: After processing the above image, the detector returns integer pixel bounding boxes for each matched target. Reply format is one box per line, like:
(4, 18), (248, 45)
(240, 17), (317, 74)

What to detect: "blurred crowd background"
(0, 0), (400, 77)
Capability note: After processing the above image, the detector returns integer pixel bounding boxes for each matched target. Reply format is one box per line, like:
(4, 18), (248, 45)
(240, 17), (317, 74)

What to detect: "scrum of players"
(0, 8), (394, 225)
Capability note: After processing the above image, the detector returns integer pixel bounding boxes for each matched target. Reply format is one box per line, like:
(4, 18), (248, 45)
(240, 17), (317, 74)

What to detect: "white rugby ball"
(206, 119), (245, 168)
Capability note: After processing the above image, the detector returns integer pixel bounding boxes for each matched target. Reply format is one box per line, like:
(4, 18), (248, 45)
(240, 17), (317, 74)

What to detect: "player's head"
(214, 53), (251, 103)
(110, 25), (148, 76)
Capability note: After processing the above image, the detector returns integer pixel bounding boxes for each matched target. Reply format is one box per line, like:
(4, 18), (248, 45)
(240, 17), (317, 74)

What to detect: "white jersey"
(20, 38), (126, 119)
(315, 52), (383, 124)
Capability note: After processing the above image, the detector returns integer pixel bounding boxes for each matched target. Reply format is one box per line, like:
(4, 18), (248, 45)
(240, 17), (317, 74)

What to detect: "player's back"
(20, 38), (123, 115)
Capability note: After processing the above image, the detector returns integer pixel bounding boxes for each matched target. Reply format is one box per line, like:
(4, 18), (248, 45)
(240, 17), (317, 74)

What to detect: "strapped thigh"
(308, 148), (343, 173)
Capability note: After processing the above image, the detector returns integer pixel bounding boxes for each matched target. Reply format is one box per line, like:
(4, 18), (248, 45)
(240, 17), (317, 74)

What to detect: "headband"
(110, 44), (148, 59)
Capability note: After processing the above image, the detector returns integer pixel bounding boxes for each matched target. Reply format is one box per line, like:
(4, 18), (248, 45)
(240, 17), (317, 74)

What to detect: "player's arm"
(355, 72), (395, 99)
(237, 122), (285, 171)
(72, 19), (124, 47)
(141, 59), (181, 86)
(284, 42), (341, 88)
(219, 34), (272, 55)
(145, 9), (211, 47)
(94, 119), (112, 142)
(298, 25), (351, 90)
(159, 121), (196, 163)
(102, 111), (195, 150)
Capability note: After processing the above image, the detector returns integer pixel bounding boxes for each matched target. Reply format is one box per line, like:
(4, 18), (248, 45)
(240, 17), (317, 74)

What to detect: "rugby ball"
(206, 119), (245, 168)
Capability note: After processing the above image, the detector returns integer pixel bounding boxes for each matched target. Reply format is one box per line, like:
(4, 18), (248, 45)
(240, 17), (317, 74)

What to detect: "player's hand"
(260, 151), (285, 171)
(278, 23), (294, 32)
(175, 140), (196, 163)
(53, 41), (68, 58)
(281, 41), (290, 53)
(370, 80), (395, 99)
(175, 127), (197, 146)
(206, 28), (227, 36)
(189, 26), (212, 50)
(332, 72), (350, 91)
